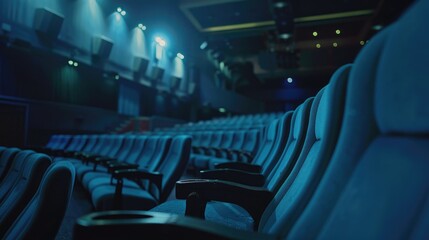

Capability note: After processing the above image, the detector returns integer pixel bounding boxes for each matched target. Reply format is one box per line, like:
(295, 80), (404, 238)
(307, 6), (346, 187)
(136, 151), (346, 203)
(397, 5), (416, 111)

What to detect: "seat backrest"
(97, 135), (116, 157)
(263, 98), (313, 193)
(124, 136), (147, 164)
(65, 135), (83, 152)
(0, 148), (20, 183)
(219, 131), (234, 149)
(45, 135), (59, 149)
(81, 135), (99, 153)
(288, 1), (429, 238)
(105, 135), (125, 158)
(56, 135), (72, 150)
(258, 111), (293, 175)
(134, 136), (160, 169)
(3, 161), (75, 240)
(0, 150), (34, 202)
(259, 64), (351, 235)
(230, 130), (245, 150)
(251, 119), (280, 166)
(152, 136), (192, 203)
(199, 132), (213, 147)
(0, 153), (52, 237)
(115, 135), (136, 162)
(241, 129), (260, 155)
(87, 135), (107, 155)
(145, 136), (172, 172)
(208, 131), (223, 148)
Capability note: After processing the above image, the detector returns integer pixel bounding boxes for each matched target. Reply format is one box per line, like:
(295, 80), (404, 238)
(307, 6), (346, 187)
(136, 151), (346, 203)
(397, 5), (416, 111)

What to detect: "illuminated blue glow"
(287, 77), (293, 83)
(176, 53), (184, 60)
(155, 36), (166, 47)
(68, 60), (74, 65)
(117, 7), (122, 13)
(131, 28), (148, 57)
(138, 24), (146, 30)
(121, 10), (126, 16)
(200, 41), (208, 50)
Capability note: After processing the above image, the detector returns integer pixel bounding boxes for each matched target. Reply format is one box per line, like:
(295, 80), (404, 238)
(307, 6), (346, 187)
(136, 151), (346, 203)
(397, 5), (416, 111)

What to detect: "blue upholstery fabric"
(287, 1), (429, 238)
(3, 161), (75, 240)
(91, 136), (191, 210)
(84, 136), (171, 193)
(0, 148), (20, 182)
(0, 153), (51, 236)
(0, 150), (34, 202)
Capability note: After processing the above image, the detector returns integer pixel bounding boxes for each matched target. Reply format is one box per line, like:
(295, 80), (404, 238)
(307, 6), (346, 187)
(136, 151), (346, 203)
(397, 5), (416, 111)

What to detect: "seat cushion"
(91, 185), (157, 211)
(152, 200), (254, 231)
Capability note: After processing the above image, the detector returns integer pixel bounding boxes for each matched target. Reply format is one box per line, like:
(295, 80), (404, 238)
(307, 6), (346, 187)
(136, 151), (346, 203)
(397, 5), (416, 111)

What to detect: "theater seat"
(0, 152), (51, 236)
(0, 148), (20, 183)
(3, 161), (75, 240)
(74, 0), (429, 239)
(90, 136), (191, 210)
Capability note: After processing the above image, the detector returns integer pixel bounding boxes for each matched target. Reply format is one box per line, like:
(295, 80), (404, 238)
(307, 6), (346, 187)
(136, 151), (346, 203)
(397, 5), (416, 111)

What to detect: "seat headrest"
(315, 64), (351, 140)
(375, 0), (429, 134)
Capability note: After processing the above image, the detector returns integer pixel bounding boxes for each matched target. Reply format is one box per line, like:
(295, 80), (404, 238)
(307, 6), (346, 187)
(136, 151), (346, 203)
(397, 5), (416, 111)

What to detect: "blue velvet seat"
(76, 1), (429, 239)
(0, 148), (20, 183)
(0, 152), (51, 236)
(90, 136), (191, 211)
(84, 136), (172, 193)
(3, 161), (75, 240)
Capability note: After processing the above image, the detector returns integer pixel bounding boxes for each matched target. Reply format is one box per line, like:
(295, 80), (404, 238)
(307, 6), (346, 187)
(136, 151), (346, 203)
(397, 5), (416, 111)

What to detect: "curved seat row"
(0, 147), (74, 239)
(74, 1), (429, 239)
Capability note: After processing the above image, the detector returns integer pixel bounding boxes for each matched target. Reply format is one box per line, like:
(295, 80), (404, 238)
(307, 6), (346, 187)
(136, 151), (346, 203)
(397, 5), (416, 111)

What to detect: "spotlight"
(68, 60), (74, 66)
(138, 24), (146, 30)
(120, 10), (126, 16)
(333, 42), (338, 47)
(177, 53), (184, 60)
(273, 1), (287, 8)
(372, 25), (383, 31)
(335, 29), (341, 35)
(200, 41), (208, 50)
(155, 36), (166, 47)
(312, 31), (318, 37)
(279, 33), (292, 39)
(117, 7), (122, 13)
(287, 77), (293, 83)
(316, 43), (321, 48)
(360, 40), (365, 46)
(115, 75), (120, 80)
(219, 108), (226, 113)
(73, 62), (78, 67)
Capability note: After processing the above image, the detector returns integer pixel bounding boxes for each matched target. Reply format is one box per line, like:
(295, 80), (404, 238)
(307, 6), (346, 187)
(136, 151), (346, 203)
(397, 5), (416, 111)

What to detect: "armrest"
(89, 157), (117, 171)
(112, 170), (163, 209)
(74, 211), (276, 240)
(113, 169), (163, 193)
(107, 163), (139, 173)
(175, 179), (273, 228)
(199, 169), (265, 187)
(215, 162), (262, 173)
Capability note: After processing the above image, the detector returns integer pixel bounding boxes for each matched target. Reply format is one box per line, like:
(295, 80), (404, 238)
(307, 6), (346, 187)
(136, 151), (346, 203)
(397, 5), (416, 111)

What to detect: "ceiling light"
(120, 10), (126, 16)
(312, 31), (318, 37)
(335, 29), (341, 35)
(138, 24), (146, 30)
(219, 108), (226, 113)
(333, 42), (338, 47)
(177, 53), (184, 60)
(316, 43), (321, 48)
(360, 40), (365, 46)
(200, 41), (208, 50)
(287, 77), (293, 83)
(116, 7), (122, 13)
(372, 25), (383, 31)
(273, 2), (287, 8)
(115, 75), (120, 80)
(279, 33), (292, 39)
(73, 62), (78, 67)
(68, 60), (74, 66)
(155, 37), (166, 47)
